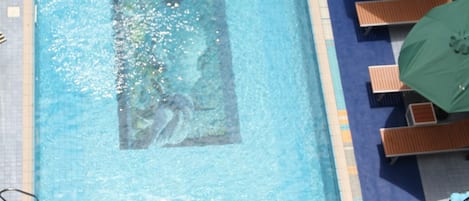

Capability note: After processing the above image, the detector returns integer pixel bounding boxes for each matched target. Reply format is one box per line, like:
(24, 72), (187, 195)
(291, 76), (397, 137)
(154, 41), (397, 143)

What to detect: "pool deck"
(327, 0), (469, 201)
(2, 0), (468, 201)
(324, 0), (426, 200)
(0, 2), (24, 201)
(0, 0), (34, 200)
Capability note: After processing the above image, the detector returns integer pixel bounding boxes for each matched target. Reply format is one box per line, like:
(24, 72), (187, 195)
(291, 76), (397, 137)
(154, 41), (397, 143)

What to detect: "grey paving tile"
(0, 0), (24, 197)
(418, 152), (469, 201)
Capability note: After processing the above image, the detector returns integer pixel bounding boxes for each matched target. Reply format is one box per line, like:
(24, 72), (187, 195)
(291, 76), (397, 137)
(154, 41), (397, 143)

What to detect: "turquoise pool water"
(34, 0), (340, 200)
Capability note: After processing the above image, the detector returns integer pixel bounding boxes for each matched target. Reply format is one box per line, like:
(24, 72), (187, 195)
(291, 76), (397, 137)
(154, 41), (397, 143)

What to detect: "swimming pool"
(34, 0), (340, 200)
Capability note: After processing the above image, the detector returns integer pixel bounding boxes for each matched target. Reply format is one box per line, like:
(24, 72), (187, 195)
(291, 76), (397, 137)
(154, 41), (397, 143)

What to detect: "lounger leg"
(389, 157), (398, 165)
(363, 27), (372, 35)
(376, 94), (385, 102)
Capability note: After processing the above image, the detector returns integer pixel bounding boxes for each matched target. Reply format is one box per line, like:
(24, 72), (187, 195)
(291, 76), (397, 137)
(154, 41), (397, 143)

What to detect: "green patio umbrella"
(398, 0), (469, 113)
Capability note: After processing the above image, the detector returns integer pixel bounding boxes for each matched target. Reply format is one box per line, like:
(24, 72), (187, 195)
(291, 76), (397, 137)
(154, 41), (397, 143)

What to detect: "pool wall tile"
(326, 40), (347, 110)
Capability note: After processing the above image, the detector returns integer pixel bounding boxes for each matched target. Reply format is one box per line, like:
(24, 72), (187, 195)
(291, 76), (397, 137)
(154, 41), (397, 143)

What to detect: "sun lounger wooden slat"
(369, 65), (411, 93)
(380, 119), (469, 164)
(355, 0), (451, 27)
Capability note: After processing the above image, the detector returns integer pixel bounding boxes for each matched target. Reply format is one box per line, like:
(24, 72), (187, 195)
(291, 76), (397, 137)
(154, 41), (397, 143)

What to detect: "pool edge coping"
(22, 0), (34, 200)
(307, 0), (363, 201)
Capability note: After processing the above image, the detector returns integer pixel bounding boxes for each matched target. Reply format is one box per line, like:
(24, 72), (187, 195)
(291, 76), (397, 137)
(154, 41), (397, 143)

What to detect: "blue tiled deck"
(328, 0), (425, 200)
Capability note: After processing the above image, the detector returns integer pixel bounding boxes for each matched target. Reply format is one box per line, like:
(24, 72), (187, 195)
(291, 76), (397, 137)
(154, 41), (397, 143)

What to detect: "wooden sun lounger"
(369, 65), (411, 94)
(380, 118), (469, 164)
(355, 0), (451, 33)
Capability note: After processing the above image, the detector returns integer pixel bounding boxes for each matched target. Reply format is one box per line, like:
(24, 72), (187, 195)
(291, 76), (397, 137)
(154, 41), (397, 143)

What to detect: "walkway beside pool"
(328, 0), (469, 200)
(0, 0), (34, 200)
(0, 0), (24, 196)
(326, 0), (425, 200)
